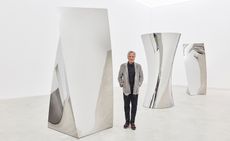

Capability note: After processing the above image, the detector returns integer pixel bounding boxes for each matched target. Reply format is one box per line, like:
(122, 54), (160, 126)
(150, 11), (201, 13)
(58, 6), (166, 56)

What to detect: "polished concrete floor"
(0, 86), (230, 141)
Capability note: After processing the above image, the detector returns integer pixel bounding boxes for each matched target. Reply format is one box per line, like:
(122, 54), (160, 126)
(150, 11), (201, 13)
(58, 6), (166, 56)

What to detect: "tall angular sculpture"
(183, 43), (207, 95)
(141, 33), (181, 109)
(48, 8), (113, 138)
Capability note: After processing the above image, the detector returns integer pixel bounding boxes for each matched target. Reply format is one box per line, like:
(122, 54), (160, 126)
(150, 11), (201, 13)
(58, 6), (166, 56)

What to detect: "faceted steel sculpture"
(141, 33), (181, 109)
(48, 8), (113, 138)
(183, 43), (207, 95)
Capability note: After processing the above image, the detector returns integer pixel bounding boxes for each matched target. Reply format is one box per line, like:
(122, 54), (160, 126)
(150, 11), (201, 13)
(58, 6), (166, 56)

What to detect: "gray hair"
(127, 51), (136, 57)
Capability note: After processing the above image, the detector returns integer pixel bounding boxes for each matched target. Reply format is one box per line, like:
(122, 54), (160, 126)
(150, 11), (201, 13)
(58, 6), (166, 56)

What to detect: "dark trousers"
(123, 93), (138, 124)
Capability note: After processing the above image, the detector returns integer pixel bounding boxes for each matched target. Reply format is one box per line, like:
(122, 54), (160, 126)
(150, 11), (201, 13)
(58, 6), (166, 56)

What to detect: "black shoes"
(123, 122), (129, 129)
(131, 123), (136, 130)
(123, 122), (136, 130)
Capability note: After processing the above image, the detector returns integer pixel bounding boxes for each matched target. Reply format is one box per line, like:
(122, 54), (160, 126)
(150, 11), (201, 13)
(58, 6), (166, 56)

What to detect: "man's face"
(128, 53), (135, 63)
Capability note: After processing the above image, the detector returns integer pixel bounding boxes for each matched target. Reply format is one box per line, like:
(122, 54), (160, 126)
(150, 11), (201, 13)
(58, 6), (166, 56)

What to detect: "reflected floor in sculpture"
(0, 85), (230, 141)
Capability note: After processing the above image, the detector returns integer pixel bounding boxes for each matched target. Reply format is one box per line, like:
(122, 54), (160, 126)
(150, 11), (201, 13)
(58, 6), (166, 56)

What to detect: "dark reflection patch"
(48, 88), (63, 124)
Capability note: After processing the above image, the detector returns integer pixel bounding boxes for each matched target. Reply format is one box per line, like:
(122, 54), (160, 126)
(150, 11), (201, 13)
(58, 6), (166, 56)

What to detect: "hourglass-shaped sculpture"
(141, 33), (181, 109)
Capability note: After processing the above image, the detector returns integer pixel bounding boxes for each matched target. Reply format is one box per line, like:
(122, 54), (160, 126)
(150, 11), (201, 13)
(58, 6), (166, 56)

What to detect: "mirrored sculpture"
(183, 43), (207, 95)
(48, 8), (113, 138)
(141, 33), (181, 109)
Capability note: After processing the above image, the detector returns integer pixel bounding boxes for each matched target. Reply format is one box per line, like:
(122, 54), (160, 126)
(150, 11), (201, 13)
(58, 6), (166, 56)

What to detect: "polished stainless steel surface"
(48, 8), (113, 138)
(183, 43), (207, 95)
(141, 33), (181, 109)
(48, 88), (63, 124)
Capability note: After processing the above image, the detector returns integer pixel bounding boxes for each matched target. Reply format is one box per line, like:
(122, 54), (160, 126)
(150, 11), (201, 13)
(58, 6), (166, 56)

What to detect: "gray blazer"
(118, 62), (144, 95)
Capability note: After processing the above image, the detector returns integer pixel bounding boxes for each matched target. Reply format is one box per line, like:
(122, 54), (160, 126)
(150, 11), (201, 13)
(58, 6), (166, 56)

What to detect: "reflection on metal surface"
(48, 88), (63, 124)
(141, 33), (181, 109)
(183, 43), (207, 95)
(48, 8), (113, 138)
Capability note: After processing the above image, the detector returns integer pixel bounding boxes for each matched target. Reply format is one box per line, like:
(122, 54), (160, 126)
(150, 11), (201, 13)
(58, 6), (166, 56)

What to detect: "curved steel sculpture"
(48, 8), (113, 138)
(183, 43), (207, 95)
(141, 33), (181, 109)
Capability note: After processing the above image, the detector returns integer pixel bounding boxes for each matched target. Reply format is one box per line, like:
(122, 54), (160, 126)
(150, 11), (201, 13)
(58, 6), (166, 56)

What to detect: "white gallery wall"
(0, 0), (150, 99)
(0, 0), (229, 99)
(148, 0), (230, 89)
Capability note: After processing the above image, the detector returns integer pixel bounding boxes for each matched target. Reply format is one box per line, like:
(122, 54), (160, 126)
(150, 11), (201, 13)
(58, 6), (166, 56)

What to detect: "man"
(118, 51), (144, 130)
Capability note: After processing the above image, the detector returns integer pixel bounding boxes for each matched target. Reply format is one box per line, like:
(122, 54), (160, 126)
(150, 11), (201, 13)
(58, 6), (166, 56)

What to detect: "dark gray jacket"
(118, 62), (144, 95)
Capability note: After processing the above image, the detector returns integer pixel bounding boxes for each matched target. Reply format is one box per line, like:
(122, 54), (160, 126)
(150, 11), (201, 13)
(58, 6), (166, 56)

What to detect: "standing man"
(118, 51), (144, 130)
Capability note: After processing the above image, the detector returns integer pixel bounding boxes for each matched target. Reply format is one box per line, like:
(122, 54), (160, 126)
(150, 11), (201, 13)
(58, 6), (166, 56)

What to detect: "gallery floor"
(0, 85), (230, 141)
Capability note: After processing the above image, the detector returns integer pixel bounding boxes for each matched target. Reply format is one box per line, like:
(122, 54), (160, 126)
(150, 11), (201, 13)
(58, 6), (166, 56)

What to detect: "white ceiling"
(136, 0), (192, 7)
